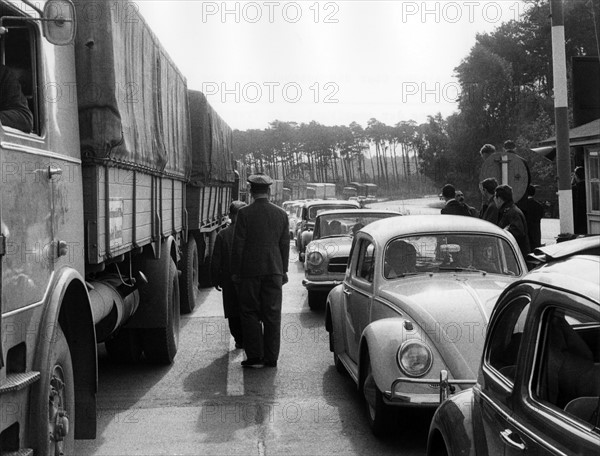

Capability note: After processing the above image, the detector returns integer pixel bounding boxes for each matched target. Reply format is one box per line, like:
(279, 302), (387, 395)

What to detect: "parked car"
(427, 236), (600, 456)
(283, 200), (305, 240)
(325, 215), (527, 436)
(295, 199), (360, 258)
(303, 209), (402, 309)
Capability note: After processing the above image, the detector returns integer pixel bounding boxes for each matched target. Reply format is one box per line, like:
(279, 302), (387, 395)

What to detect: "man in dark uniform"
(231, 173), (290, 368)
(211, 200), (247, 349)
(441, 184), (472, 216)
(0, 64), (33, 133)
(518, 184), (544, 249)
(494, 184), (530, 257)
(479, 177), (499, 223)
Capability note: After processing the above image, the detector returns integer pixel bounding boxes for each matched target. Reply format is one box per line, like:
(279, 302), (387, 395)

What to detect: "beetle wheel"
(362, 351), (392, 436)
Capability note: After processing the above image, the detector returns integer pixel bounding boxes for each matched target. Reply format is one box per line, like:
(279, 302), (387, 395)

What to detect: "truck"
(306, 182), (336, 199)
(0, 1), (234, 454)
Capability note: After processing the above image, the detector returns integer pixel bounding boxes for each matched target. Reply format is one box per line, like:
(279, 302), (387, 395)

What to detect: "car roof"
(302, 200), (360, 208)
(315, 209), (401, 217)
(361, 214), (511, 239)
(503, 255), (600, 307)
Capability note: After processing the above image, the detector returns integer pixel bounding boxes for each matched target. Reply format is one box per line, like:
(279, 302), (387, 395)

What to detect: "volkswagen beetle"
(303, 209), (401, 310)
(325, 215), (527, 436)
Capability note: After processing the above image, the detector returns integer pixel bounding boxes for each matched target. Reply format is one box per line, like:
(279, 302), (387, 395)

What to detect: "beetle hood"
(378, 274), (515, 379)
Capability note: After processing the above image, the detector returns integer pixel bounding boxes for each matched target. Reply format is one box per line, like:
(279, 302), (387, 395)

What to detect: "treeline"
(233, 0), (599, 199)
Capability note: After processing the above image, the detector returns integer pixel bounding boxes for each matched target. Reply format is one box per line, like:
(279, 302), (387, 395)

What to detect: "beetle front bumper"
(302, 278), (342, 291)
(385, 370), (476, 405)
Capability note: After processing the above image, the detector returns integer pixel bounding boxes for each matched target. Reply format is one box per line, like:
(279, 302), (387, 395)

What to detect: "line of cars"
(290, 200), (600, 452)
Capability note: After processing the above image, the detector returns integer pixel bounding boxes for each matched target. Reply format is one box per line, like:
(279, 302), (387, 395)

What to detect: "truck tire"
(32, 325), (75, 456)
(141, 257), (180, 364)
(180, 235), (199, 314)
(104, 329), (143, 363)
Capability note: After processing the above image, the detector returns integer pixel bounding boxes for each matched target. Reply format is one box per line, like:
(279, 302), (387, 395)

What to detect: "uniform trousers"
(238, 275), (283, 362)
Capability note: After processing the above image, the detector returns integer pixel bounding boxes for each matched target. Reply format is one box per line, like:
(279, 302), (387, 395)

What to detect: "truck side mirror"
(42, 0), (76, 45)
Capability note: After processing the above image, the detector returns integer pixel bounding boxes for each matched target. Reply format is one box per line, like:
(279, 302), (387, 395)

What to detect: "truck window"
(0, 9), (39, 134)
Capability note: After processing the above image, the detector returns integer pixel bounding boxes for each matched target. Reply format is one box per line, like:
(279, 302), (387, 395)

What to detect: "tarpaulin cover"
(188, 90), (235, 185)
(74, 0), (190, 178)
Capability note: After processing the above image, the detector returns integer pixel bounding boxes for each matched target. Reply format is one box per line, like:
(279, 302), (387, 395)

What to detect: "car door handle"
(500, 429), (526, 451)
(343, 289), (352, 296)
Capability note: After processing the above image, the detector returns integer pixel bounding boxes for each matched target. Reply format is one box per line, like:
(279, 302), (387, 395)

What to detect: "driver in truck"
(0, 62), (33, 133)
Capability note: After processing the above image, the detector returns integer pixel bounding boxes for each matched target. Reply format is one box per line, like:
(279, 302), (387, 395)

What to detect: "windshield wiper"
(438, 266), (487, 275)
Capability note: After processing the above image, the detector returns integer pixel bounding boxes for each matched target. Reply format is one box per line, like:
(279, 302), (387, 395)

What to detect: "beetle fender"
(325, 284), (345, 355)
(427, 389), (475, 456)
(34, 265), (97, 439)
(360, 318), (412, 394)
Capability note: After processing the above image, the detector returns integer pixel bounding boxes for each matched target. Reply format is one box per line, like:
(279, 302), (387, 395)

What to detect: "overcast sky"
(136, 1), (527, 131)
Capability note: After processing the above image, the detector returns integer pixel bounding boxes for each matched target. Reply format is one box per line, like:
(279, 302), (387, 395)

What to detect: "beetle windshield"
(383, 234), (522, 279)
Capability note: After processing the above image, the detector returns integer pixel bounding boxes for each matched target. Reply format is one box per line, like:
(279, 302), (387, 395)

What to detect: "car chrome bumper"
(386, 370), (476, 404)
(302, 278), (342, 291)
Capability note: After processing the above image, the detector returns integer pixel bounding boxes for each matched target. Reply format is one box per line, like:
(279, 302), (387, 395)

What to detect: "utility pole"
(550, 0), (574, 235)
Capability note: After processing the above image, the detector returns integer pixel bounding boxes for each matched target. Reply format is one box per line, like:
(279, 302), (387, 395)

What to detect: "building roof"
(538, 118), (600, 147)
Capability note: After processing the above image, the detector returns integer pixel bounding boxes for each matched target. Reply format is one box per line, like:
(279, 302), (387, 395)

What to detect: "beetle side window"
(485, 296), (531, 385)
(533, 306), (600, 427)
(355, 240), (375, 283)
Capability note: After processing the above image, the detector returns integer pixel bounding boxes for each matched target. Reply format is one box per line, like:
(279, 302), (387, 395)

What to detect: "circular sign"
(480, 152), (530, 202)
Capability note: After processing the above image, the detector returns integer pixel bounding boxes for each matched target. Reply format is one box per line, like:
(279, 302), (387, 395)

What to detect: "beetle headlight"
(397, 340), (433, 377)
(306, 251), (324, 266)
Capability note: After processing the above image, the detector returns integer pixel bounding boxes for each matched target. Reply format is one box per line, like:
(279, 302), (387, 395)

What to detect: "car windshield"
(308, 205), (357, 220)
(314, 213), (396, 239)
(383, 234), (521, 279)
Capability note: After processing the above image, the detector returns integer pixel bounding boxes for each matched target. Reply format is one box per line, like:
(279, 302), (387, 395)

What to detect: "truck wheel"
(104, 329), (143, 363)
(142, 258), (180, 364)
(180, 236), (199, 314)
(362, 351), (392, 437)
(32, 325), (75, 456)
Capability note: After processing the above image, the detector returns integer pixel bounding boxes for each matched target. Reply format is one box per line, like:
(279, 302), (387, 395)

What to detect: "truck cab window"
(0, 11), (38, 134)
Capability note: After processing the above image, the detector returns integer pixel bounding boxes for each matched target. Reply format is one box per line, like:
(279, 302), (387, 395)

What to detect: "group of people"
(211, 173), (290, 369)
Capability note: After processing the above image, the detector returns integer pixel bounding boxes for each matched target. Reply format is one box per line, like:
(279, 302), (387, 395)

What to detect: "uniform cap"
(247, 172), (273, 186)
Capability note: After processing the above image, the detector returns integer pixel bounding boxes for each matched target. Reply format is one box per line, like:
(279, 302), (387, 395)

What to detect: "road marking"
(227, 338), (245, 396)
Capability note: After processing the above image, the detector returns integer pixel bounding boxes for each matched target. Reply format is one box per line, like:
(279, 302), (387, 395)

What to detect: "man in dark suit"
(211, 200), (247, 349)
(440, 184), (472, 216)
(231, 173), (290, 368)
(518, 184), (544, 249)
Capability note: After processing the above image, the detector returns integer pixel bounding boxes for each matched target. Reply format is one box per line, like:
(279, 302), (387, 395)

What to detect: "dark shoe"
(241, 358), (264, 368)
(264, 360), (277, 368)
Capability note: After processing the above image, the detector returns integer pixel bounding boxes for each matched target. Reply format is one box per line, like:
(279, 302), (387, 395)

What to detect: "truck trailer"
(0, 1), (233, 454)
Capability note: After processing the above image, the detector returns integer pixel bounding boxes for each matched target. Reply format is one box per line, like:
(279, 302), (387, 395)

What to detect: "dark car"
(427, 236), (600, 456)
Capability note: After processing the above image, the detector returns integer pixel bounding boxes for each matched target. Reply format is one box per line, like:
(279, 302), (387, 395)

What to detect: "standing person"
(0, 63), (33, 133)
(572, 166), (587, 235)
(211, 200), (247, 349)
(440, 184), (472, 216)
(231, 173), (290, 368)
(455, 190), (478, 217)
(479, 177), (499, 223)
(479, 143), (496, 162)
(518, 184), (544, 249)
(494, 184), (530, 257)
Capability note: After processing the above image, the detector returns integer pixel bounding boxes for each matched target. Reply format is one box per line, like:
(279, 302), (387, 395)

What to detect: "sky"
(136, 0), (527, 131)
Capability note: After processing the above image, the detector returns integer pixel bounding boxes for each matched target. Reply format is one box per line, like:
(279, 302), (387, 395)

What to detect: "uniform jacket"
(231, 198), (290, 277)
(441, 199), (472, 216)
(0, 65), (33, 133)
(498, 202), (530, 256)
